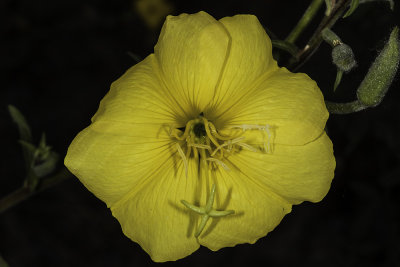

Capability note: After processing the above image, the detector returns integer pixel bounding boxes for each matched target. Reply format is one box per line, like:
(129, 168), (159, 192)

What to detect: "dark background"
(1, 0), (399, 266)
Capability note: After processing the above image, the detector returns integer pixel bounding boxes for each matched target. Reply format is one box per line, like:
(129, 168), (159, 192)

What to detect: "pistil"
(170, 116), (273, 237)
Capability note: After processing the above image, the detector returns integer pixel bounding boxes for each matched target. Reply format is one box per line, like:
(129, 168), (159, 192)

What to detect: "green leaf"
(33, 151), (59, 178)
(324, 0), (333, 16)
(8, 105), (32, 142)
(334, 69), (344, 91)
(343, 0), (360, 18)
(39, 132), (47, 148)
(36, 133), (51, 161)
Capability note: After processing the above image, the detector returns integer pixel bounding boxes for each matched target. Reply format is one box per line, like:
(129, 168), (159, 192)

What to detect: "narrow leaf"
(334, 69), (344, 91)
(33, 151), (59, 178)
(8, 105), (32, 142)
(343, 0), (360, 18)
(324, 0), (333, 16)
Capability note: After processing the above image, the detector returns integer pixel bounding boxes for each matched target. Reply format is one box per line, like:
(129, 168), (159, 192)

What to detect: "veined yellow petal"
(206, 14), (277, 118)
(65, 53), (185, 207)
(154, 11), (230, 122)
(65, 120), (173, 207)
(229, 132), (335, 204)
(214, 67), (329, 145)
(198, 167), (292, 251)
(110, 157), (205, 262)
(65, 11), (336, 261)
(92, 54), (178, 126)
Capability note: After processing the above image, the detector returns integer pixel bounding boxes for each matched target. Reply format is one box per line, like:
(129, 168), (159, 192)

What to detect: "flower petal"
(206, 14), (277, 116)
(154, 11), (230, 121)
(64, 120), (173, 207)
(110, 157), (204, 262)
(229, 132), (335, 204)
(214, 67), (329, 145)
(65, 54), (182, 206)
(198, 167), (292, 251)
(92, 54), (178, 125)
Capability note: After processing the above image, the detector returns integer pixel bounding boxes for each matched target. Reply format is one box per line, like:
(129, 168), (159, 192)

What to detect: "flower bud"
(322, 28), (357, 72)
(332, 43), (357, 72)
(357, 27), (399, 107)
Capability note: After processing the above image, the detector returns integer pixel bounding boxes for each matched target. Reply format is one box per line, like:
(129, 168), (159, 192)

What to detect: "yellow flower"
(65, 11), (335, 262)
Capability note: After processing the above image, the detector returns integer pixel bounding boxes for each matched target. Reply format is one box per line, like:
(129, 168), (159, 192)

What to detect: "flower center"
(169, 115), (273, 175)
(193, 122), (206, 138)
(169, 115), (274, 237)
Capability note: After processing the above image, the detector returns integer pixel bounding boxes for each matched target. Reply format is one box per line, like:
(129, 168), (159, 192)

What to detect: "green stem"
(0, 167), (72, 214)
(285, 0), (324, 44)
(321, 27), (343, 47)
(325, 100), (367, 114)
(272, 40), (300, 58)
(289, 0), (352, 71)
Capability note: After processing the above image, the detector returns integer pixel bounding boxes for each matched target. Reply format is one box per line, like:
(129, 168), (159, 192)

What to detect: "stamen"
(192, 145), (199, 160)
(211, 136), (245, 157)
(188, 143), (212, 150)
(207, 122), (236, 141)
(166, 117), (278, 239)
(170, 128), (185, 140)
(230, 124), (266, 131)
(176, 143), (188, 178)
(206, 157), (230, 171)
(185, 145), (192, 160)
(263, 124), (272, 153)
(173, 120), (197, 141)
(199, 147), (209, 179)
(236, 142), (259, 152)
(229, 124), (273, 153)
(201, 117), (221, 148)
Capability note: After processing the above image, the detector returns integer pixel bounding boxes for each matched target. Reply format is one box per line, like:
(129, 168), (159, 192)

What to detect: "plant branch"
(285, 0), (325, 44)
(289, 0), (353, 71)
(325, 100), (367, 114)
(0, 167), (72, 214)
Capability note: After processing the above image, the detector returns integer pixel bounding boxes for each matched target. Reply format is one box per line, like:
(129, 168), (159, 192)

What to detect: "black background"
(1, 0), (400, 266)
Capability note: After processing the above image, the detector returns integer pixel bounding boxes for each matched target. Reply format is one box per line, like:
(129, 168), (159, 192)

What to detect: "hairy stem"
(325, 100), (367, 114)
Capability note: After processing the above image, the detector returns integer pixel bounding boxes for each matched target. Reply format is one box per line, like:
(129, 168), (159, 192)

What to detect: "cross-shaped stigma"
(181, 184), (235, 238)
